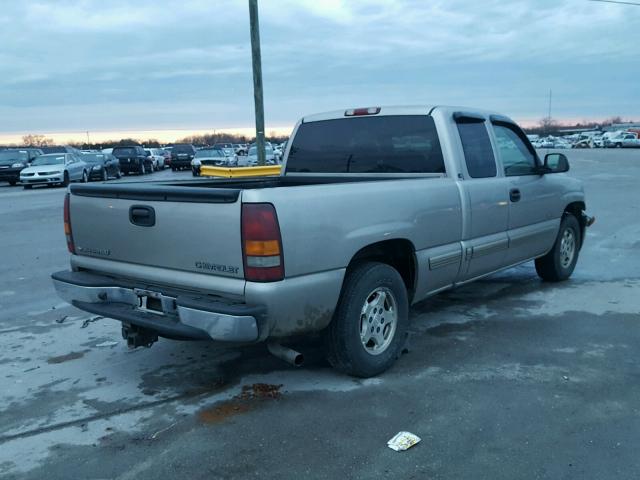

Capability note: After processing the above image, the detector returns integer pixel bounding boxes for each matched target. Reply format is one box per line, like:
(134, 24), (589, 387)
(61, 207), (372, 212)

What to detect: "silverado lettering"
(194, 261), (239, 274)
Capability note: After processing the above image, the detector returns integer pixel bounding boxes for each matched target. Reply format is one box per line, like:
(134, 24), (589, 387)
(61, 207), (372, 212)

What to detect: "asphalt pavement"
(1, 151), (639, 479)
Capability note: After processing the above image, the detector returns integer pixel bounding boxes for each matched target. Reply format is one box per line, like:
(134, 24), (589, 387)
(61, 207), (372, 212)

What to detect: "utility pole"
(86, 131), (91, 145)
(248, 0), (266, 166)
(547, 89), (552, 135)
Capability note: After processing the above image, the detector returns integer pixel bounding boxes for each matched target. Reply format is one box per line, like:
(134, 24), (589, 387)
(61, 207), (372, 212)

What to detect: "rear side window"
(286, 115), (445, 174)
(456, 122), (496, 178)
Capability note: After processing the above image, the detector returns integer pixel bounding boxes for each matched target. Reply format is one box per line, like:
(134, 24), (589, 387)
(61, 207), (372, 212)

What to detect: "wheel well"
(348, 239), (416, 301)
(564, 201), (586, 247)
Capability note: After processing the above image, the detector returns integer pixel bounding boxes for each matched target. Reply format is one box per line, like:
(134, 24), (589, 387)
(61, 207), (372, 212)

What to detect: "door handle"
(129, 205), (155, 227)
(510, 188), (521, 202)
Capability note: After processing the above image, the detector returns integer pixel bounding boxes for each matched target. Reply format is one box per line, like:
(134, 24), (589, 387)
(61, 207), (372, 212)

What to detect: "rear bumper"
(51, 270), (265, 342)
(171, 160), (192, 168)
(0, 169), (21, 182)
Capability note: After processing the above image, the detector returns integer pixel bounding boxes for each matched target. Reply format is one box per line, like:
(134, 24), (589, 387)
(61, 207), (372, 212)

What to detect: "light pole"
(248, 0), (266, 166)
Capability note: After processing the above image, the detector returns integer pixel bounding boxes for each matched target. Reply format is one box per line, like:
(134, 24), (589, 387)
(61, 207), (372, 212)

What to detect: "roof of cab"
(301, 105), (514, 124)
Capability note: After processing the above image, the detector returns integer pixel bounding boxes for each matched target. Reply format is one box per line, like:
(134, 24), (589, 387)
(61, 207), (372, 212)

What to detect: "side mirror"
(543, 153), (569, 173)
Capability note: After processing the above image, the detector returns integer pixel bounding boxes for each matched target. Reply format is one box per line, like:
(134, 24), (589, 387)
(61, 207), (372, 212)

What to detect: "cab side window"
(457, 121), (496, 178)
(493, 124), (538, 176)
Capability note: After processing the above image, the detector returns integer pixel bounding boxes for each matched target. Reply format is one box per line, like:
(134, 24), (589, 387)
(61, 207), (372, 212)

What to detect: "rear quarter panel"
(242, 178), (463, 278)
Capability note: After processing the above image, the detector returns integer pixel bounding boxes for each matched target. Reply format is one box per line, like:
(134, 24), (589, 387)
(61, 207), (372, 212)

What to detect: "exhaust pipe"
(267, 342), (304, 367)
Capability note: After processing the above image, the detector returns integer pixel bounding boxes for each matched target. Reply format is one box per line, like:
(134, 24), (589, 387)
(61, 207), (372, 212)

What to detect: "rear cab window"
(286, 115), (445, 174)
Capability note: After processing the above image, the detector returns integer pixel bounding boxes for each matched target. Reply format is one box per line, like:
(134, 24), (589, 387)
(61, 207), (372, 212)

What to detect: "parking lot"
(1, 149), (639, 479)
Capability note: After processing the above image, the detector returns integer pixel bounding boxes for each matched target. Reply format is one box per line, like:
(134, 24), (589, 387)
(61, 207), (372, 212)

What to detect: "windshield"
(0, 150), (29, 165)
(82, 154), (107, 164)
(195, 149), (224, 158)
(31, 155), (65, 166)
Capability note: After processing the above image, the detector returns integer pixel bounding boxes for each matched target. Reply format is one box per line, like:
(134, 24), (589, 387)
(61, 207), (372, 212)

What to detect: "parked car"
(239, 144), (277, 166)
(159, 148), (171, 166)
(112, 146), (153, 175)
(170, 144), (197, 171)
(0, 148), (43, 186)
(619, 132), (640, 148)
(573, 139), (592, 149)
(592, 136), (604, 148)
(212, 143), (234, 155)
(52, 105), (593, 377)
(233, 143), (247, 156)
(145, 148), (165, 170)
(82, 152), (121, 181)
(191, 148), (233, 176)
(20, 153), (88, 188)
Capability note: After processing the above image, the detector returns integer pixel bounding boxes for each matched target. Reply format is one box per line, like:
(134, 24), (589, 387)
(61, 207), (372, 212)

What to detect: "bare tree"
(22, 134), (54, 147)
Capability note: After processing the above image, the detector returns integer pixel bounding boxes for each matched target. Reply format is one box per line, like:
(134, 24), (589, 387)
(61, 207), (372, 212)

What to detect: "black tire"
(9, 180), (16, 186)
(535, 214), (581, 282)
(139, 162), (146, 175)
(102, 169), (108, 181)
(23, 184), (32, 190)
(325, 262), (409, 377)
(116, 169), (122, 179)
(62, 172), (70, 187)
(82, 170), (88, 183)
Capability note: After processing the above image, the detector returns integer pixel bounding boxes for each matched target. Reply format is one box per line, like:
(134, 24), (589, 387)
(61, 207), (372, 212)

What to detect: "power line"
(587, 0), (640, 6)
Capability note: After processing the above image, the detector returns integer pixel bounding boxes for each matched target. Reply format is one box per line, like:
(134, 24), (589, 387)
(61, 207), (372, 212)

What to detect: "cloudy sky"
(0, 0), (638, 141)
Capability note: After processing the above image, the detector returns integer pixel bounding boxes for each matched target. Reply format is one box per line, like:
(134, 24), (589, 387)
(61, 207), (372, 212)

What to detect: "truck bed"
(69, 175), (419, 202)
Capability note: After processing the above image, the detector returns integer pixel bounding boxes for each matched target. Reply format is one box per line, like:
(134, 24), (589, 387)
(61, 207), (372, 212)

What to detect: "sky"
(0, 0), (638, 143)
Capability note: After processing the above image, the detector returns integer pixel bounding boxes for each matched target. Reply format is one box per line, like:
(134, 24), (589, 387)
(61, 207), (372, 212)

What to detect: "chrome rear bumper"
(51, 270), (264, 342)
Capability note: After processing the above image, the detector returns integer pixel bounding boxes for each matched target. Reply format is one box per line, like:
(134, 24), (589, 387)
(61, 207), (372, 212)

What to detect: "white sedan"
(20, 153), (88, 189)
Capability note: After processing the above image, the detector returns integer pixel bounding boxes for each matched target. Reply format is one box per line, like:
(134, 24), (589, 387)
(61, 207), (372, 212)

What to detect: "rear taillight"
(241, 203), (284, 282)
(63, 193), (75, 254)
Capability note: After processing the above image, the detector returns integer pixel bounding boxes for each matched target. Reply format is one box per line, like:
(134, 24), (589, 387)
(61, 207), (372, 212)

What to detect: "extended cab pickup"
(52, 106), (593, 377)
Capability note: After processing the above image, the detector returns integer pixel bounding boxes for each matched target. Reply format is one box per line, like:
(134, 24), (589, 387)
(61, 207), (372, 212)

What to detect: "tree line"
(12, 131), (289, 150)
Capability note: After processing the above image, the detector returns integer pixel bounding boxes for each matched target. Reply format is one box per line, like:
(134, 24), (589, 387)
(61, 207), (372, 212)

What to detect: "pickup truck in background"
(52, 105), (593, 377)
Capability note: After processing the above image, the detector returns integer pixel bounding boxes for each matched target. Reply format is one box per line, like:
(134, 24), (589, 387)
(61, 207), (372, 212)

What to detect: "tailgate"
(68, 183), (245, 280)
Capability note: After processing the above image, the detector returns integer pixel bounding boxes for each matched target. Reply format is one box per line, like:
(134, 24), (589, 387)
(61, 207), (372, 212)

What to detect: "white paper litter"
(95, 341), (119, 347)
(387, 431), (421, 451)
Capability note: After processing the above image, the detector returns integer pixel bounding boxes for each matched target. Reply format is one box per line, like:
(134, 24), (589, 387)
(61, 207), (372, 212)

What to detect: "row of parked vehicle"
(0, 141), (291, 188)
(0, 145), (173, 189)
(528, 129), (640, 149)
(188, 141), (288, 176)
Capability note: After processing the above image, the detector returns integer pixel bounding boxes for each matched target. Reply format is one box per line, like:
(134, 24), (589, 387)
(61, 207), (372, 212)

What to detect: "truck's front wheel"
(325, 262), (409, 377)
(535, 214), (581, 282)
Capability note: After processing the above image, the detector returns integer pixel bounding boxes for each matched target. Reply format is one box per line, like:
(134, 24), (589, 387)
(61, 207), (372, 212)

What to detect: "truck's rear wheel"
(325, 262), (409, 377)
(535, 214), (581, 282)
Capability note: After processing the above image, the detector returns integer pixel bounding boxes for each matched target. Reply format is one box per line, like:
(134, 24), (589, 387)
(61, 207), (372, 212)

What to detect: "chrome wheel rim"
(559, 228), (576, 269)
(359, 287), (398, 355)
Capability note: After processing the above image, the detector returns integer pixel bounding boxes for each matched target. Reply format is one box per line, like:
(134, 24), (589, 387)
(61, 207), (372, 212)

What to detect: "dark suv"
(112, 146), (153, 175)
(0, 148), (43, 186)
(170, 144), (197, 171)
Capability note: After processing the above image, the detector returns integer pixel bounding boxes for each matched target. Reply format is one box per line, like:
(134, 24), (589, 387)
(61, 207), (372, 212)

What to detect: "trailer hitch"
(122, 323), (158, 349)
